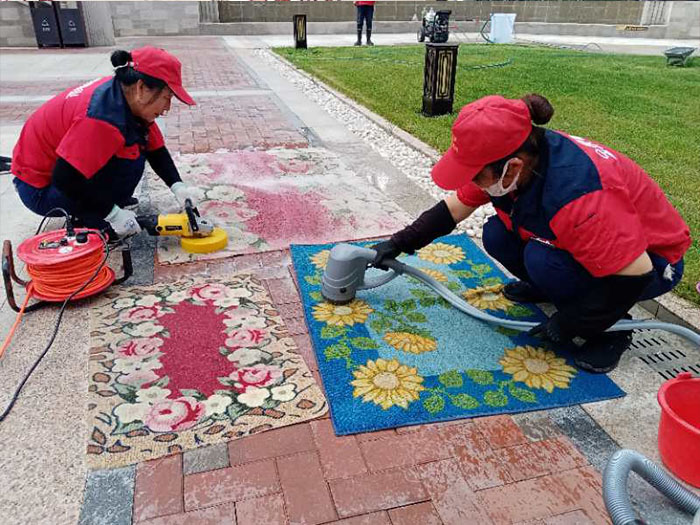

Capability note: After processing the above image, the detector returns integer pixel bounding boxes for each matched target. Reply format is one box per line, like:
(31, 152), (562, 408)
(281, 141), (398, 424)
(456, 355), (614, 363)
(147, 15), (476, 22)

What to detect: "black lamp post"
(422, 43), (459, 117)
(293, 14), (307, 49)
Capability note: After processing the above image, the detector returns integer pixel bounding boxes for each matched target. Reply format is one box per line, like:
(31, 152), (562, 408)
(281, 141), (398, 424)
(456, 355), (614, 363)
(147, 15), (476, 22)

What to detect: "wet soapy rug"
(86, 276), (327, 469)
(148, 148), (412, 264)
(291, 234), (625, 435)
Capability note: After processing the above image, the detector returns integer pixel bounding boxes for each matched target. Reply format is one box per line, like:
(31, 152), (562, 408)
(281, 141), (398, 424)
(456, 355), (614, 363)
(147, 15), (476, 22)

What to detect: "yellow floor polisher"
(137, 199), (228, 254)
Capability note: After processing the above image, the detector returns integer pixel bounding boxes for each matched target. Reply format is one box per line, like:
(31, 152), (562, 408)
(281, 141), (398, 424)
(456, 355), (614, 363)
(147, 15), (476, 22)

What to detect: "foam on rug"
(291, 234), (625, 435)
(148, 148), (412, 264)
(87, 276), (327, 469)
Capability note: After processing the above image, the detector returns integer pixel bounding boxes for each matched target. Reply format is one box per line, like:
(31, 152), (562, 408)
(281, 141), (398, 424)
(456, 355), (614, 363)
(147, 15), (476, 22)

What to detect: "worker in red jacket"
(10, 47), (199, 240)
(373, 94), (690, 373)
(354, 1), (376, 46)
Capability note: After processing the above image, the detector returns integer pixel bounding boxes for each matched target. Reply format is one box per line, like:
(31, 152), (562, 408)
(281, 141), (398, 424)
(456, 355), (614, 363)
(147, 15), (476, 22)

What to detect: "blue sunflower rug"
(290, 234), (625, 435)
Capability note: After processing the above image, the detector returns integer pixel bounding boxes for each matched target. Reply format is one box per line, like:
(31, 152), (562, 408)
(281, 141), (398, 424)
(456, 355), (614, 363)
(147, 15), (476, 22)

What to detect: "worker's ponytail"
(521, 94), (554, 125)
(110, 49), (166, 93)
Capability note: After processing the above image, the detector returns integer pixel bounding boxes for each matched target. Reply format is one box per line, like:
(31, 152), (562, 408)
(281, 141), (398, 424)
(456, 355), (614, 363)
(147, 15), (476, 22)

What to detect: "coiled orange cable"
(0, 249), (112, 358)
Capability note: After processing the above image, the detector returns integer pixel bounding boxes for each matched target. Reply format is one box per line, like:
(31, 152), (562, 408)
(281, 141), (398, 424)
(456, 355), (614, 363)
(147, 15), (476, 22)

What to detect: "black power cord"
(0, 210), (110, 423)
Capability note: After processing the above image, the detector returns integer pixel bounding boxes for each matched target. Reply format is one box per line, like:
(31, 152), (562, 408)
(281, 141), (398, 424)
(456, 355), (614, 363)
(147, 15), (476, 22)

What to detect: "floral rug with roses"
(86, 276), (327, 469)
(147, 148), (412, 264)
(290, 234), (625, 435)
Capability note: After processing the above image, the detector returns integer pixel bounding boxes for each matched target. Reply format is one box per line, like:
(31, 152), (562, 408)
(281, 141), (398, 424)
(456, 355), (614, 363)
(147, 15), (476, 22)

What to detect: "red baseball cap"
(431, 95), (532, 190)
(131, 46), (196, 106)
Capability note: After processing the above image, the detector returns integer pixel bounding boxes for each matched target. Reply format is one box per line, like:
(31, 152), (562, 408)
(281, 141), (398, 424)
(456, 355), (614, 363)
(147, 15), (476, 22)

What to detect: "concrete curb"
(270, 49), (700, 334)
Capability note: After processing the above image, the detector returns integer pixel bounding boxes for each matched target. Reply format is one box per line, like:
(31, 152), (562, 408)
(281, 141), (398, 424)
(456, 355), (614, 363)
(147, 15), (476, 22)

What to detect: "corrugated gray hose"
(382, 260), (700, 346)
(603, 449), (700, 525)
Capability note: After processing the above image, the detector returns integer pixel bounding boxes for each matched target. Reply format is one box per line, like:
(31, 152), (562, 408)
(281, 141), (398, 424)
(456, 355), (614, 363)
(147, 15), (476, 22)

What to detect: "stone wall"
(218, 1), (647, 25)
(0, 1), (36, 47)
(110, 1), (200, 37)
(665, 1), (700, 38)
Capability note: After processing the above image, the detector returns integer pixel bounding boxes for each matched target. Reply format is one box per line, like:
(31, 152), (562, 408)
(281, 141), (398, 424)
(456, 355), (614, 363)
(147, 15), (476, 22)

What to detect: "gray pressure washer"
(320, 243), (700, 346)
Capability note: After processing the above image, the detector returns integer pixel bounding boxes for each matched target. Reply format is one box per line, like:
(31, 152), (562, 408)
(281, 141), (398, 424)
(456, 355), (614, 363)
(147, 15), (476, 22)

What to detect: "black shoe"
(118, 196), (139, 208)
(503, 281), (549, 303)
(574, 331), (633, 374)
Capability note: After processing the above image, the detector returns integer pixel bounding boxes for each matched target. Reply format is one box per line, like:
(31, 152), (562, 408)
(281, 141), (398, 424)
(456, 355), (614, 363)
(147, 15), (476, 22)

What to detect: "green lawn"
(275, 44), (700, 304)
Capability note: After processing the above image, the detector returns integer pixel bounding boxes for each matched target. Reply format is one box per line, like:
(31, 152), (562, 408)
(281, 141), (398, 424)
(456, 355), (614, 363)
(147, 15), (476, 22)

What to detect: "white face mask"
(484, 159), (521, 197)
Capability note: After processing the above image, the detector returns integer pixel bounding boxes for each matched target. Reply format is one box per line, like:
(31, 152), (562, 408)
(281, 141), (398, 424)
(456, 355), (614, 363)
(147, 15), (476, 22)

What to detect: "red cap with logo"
(131, 46), (195, 106)
(431, 95), (532, 190)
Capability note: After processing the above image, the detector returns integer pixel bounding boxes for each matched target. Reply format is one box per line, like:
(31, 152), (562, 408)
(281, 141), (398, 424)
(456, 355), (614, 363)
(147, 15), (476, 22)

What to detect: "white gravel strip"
(255, 48), (495, 239)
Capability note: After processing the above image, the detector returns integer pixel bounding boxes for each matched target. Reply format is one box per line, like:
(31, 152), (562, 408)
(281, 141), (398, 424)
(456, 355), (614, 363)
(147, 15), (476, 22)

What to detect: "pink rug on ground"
(147, 148), (412, 264)
(86, 276), (327, 469)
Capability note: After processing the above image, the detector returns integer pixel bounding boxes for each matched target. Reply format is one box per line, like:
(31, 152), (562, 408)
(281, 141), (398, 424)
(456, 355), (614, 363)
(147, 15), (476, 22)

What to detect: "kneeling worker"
(10, 47), (200, 240)
(373, 94), (690, 373)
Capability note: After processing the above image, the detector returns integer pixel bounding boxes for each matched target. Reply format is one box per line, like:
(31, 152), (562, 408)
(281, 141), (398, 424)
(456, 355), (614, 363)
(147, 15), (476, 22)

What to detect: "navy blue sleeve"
(146, 147), (182, 188)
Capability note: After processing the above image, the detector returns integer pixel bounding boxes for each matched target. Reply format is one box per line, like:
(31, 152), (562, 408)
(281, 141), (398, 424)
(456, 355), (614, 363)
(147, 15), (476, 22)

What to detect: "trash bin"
(29, 2), (62, 48)
(55, 3), (87, 47)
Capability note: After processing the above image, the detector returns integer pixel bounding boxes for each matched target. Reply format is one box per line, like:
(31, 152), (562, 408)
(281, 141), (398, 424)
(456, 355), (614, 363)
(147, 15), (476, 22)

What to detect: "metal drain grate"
(631, 331), (700, 380)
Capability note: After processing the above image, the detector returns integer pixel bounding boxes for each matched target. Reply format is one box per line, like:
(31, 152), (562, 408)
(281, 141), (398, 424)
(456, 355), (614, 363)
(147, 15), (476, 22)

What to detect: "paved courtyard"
(0, 35), (698, 525)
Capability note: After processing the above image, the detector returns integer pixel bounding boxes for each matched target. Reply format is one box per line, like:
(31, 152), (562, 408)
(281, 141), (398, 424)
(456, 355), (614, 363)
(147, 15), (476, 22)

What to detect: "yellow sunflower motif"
(463, 284), (514, 312)
(384, 332), (437, 354)
(499, 346), (577, 393)
(351, 358), (425, 409)
(419, 268), (448, 282)
(417, 243), (465, 265)
(312, 300), (373, 326)
(310, 250), (330, 270)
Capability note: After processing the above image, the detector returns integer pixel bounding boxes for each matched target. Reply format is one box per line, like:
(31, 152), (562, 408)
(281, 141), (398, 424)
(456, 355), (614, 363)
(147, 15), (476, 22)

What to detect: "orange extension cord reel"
(1, 228), (133, 359)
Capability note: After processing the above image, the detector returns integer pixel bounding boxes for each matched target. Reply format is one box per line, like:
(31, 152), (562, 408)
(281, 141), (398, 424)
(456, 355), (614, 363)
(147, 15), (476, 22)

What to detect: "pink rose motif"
(229, 365), (283, 392)
(117, 369), (160, 386)
(225, 329), (267, 350)
(190, 284), (229, 302)
(144, 397), (204, 432)
(116, 338), (164, 359)
(120, 305), (162, 323)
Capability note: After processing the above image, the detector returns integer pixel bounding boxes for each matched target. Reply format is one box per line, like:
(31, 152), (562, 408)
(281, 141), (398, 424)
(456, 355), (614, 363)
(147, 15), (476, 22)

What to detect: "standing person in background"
(354, 1), (376, 46)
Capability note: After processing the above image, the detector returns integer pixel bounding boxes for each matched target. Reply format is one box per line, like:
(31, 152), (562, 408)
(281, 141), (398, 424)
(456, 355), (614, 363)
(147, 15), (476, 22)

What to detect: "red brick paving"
(119, 36), (259, 91)
(277, 452), (338, 524)
(227, 422), (315, 465)
(133, 455), (184, 522)
(183, 459), (279, 511)
(140, 503), (237, 525)
(310, 419), (367, 480)
(388, 502), (442, 525)
(160, 95), (308, 154)
(236, 493), (287, 525)
(0, 102), (44, 123)
(329, 468), (429, 518)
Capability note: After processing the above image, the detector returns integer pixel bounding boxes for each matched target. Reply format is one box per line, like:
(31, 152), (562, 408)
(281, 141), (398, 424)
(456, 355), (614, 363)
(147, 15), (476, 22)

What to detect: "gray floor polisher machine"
(320, 243), (700, 346)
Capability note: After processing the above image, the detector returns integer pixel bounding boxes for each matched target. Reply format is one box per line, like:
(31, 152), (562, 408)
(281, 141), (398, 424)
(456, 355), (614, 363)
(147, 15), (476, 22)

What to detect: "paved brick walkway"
(161, 95), (309, 153)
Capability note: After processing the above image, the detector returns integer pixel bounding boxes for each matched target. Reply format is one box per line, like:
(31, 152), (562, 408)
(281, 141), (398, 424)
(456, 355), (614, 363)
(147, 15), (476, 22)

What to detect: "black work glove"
(529, 271), (654, 344)
(371, 239), (402, 270)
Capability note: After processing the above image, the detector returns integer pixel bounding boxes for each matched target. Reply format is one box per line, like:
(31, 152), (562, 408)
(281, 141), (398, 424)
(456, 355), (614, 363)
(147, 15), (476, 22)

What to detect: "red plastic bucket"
(657, 372), (700, 487)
